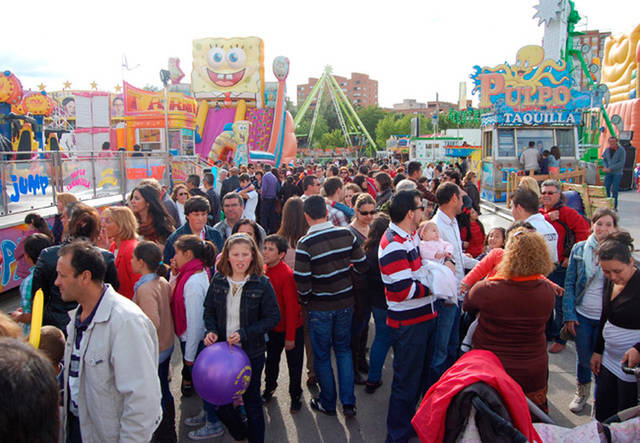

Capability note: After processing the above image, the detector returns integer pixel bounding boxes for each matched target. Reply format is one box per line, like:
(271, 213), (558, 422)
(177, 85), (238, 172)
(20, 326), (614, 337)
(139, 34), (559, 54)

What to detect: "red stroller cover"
(412, 350), (542, 443)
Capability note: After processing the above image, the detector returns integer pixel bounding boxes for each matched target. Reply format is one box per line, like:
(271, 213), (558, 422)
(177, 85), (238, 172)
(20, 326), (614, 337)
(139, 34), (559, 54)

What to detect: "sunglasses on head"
(359, 210), (377, 216)
(414, 205), (425, 211)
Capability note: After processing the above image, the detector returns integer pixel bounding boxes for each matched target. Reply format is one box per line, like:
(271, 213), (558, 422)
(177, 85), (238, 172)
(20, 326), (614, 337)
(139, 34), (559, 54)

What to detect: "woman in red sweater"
(102, 206), (141, 299)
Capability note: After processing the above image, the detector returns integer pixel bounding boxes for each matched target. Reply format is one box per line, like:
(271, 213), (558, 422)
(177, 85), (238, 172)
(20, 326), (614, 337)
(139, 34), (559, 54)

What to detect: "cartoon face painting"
(192, 37), (264, 99)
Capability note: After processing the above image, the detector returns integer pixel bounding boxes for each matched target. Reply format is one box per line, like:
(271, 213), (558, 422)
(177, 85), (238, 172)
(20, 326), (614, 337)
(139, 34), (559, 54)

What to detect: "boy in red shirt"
(262, 234), (304, 412)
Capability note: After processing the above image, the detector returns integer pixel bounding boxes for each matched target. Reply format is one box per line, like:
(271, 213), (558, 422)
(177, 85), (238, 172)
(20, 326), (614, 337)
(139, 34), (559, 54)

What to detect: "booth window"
(514, 128), (554, 157)
(483, 130), (493, 158)
(497, 129), (516, 157)
(555, 129), (575, 157)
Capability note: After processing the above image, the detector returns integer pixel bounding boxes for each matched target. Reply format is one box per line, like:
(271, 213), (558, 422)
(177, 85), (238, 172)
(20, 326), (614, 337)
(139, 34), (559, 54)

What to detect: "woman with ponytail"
(131, 241), (175, 441)
(171, 235), (225, 440)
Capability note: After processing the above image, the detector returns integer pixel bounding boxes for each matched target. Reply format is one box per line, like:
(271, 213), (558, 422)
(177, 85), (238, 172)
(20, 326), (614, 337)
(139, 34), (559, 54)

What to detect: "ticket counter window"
(515, 128), (554, 157)
(497, 129), (515, 157)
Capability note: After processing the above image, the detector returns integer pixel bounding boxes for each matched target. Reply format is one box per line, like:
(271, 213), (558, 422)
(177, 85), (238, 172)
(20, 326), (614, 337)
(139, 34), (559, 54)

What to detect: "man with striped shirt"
(379, 190), (438, 443)
(294, 195), (367, 418)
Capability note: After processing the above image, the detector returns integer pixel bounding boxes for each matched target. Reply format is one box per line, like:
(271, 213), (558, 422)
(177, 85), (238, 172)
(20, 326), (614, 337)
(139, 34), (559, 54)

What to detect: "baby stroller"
(412, 350), (640, 442)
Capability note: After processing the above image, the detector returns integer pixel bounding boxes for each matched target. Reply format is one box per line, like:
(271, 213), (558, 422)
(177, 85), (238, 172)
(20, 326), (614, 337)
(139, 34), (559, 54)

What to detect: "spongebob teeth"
(225, 74), (233, 80)
(217, 74), (225, 79)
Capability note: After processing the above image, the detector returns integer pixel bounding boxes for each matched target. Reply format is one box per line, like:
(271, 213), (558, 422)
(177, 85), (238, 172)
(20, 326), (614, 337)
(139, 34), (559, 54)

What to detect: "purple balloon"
(192, 343), (252, 405)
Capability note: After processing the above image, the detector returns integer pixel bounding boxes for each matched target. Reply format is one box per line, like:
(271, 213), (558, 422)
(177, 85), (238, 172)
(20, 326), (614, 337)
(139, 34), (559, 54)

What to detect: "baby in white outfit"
(415, 221), (457, 303)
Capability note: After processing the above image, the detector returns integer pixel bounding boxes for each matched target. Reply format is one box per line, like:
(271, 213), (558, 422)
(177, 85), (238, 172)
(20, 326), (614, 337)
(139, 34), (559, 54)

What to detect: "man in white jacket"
(57, 241), (161, 443)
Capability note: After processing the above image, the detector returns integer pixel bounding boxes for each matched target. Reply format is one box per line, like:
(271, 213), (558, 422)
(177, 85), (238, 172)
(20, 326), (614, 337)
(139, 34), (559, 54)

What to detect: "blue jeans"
(427, 300), (460, 389)
(368, 306), (393, 383)
(604, 173), (623, 209)
(307, 307), (356, 410)
(158, 347), (174, 411)
(546, 265), (567, 345)
(575, 312), (600, 384)
(180, 341), (220, 426)
(386, 318), (437, 443)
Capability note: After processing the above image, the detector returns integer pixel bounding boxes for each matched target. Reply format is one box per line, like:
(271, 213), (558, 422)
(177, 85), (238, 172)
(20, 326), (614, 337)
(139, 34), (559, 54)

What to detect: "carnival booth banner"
(123, 82), (196, 117)
(470, 45), (592, 125)
(191, 37), (265, 101)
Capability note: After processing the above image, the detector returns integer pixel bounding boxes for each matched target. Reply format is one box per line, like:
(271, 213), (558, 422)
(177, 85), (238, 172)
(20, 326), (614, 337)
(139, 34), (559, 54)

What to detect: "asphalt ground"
(6, 190), (640, 441)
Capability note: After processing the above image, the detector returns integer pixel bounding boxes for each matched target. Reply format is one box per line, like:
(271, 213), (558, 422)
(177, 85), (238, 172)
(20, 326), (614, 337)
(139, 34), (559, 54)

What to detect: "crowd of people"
(1, 155), (639, 443)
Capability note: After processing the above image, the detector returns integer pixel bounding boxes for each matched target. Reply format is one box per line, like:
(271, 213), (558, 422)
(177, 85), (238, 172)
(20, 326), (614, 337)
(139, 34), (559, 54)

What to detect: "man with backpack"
(539, 180), (590, 353)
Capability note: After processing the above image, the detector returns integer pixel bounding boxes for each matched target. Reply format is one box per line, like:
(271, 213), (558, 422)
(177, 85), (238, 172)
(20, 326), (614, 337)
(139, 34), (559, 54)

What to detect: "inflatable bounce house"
(0, 71), (57, 156)
(599, 24), (640, 162)
(191, 37), (296, 166)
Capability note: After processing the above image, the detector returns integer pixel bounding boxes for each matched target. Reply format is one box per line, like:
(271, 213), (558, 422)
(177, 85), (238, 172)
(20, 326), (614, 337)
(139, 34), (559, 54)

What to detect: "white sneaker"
(569, 382), (590, 413)
(188, 420), (224, 440)
(184, 410), (206, 427)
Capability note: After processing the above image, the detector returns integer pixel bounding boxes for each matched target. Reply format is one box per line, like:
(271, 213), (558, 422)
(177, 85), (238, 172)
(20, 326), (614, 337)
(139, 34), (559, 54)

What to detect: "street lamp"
(159, 69), (171, 153)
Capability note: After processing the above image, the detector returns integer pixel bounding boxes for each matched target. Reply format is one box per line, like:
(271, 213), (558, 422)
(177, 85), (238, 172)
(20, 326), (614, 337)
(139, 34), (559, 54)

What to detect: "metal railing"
(0, 151), (204, 217)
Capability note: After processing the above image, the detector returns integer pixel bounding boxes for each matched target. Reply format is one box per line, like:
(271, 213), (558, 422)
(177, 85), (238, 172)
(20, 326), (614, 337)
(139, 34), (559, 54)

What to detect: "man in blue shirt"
(602, 136), (626, 209)
(260, 164), (279, 234)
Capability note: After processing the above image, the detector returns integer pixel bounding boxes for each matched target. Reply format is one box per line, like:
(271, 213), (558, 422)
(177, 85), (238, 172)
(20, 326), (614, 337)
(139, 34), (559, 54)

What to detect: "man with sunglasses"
(379, 190), (438, 443)
(540, 179), (590, 353)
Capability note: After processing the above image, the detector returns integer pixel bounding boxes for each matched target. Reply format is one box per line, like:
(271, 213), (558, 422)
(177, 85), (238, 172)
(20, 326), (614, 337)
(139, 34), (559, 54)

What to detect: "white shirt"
(242, 190), (258, 220)
(180, 271), (208, 362)
(525, 213), (559, 264)
(576, 272), (604, 320)
(424, 166), (434, 180)
(434, 209), (478, 294)
(226, 276), (248, 343)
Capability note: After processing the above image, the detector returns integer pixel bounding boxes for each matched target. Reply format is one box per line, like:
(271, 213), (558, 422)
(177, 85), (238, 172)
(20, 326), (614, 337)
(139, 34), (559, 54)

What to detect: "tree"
(375, 113), (401, 149)
(357, 106), (387, 141)
(320, 129), (346, 149)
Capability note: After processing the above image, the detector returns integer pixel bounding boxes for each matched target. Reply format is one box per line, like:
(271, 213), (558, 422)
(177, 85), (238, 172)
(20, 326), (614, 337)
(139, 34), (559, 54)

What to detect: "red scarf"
(171, 258), (205, 336)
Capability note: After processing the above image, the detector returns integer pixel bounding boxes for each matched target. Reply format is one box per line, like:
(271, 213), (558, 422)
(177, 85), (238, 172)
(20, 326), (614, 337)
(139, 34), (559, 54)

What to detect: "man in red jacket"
(540, 179), (590, 353)
(262, 234), (304, 413)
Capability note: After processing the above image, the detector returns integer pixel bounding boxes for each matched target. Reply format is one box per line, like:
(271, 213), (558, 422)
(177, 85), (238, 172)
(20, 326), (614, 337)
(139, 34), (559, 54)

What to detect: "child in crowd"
(415, 221), (457, 304)
(131, 240), (176, 442)
(460, 208), (486, 258)
(203, 234), (280, 443)
(11, 233), (53, 336)
(39, 325), (65, 377)
(418, 220), (453, 264)
(261, 234), (304, 413)
(237, 173), (259, 221)
(172, 235), (224, 440)
(476, 227), (506, 261)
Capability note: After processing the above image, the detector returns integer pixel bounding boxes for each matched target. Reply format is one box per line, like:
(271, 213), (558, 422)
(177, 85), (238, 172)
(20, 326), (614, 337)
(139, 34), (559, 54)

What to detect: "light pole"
(159, 69), (171, 153)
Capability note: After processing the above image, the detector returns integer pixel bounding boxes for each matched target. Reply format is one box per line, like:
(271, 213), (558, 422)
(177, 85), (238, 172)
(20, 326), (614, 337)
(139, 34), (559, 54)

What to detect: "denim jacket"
(563, 240), (590, 322)
(203, 272), (280, 358)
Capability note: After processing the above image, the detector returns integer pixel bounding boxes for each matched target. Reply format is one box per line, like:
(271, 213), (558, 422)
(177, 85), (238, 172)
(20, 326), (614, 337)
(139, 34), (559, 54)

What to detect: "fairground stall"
(122, 82), (196, 155)
(470, 45), (592, 202)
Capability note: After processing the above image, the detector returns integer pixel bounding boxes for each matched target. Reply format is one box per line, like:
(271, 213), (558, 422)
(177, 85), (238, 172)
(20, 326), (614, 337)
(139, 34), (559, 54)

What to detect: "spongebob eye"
(227, 48), (246, 69)
(207, 48), (225, 68)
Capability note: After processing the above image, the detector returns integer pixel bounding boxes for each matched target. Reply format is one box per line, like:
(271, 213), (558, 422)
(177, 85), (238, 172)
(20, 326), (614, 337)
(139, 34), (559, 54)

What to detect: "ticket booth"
(470, 45), (591, 202)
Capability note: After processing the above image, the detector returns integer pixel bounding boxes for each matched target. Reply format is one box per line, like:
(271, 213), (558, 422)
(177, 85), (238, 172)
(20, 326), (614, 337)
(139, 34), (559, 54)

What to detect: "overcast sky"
(2, 0), (637, 108)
